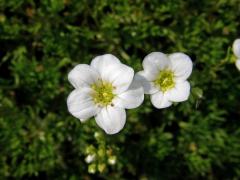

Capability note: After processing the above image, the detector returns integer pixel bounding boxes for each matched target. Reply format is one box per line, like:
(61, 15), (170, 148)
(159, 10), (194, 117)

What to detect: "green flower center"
(91, 81), (115, 106)
(153, 69), (175, 92)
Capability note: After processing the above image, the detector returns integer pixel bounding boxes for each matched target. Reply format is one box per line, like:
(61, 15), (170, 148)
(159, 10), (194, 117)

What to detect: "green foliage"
(0, 0), (240, 179)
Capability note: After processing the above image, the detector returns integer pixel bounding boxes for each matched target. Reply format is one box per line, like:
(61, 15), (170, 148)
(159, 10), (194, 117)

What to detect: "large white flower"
(67, 54), (144, 134)
(136, 52), (193, 109)
(233, 39), (240, 70)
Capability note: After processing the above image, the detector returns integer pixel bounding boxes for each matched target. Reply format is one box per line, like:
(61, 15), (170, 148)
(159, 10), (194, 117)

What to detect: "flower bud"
(108, 156), (117, 165)
(85, 154), (95, 164)
(88, 164), (96, 174)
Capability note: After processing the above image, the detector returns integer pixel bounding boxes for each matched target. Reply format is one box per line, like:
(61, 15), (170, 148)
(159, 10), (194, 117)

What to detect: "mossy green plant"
(0, 0), (240, 179)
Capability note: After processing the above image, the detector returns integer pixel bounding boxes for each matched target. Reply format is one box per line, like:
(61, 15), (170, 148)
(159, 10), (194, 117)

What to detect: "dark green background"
(0, 0), (240, 179)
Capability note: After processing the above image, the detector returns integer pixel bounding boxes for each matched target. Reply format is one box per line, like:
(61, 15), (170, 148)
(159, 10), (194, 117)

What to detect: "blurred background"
(0, 0), (240, 179)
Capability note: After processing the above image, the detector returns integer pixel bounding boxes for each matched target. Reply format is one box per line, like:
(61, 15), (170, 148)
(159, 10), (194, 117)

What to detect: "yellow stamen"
(153, 69), (175, 92)
(91, 81), (115, 106)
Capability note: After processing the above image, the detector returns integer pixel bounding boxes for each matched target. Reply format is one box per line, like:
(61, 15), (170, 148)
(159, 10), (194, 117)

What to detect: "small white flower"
(85, 154), (95, 164)
(67, 54), (144, 134)
(233, 39), (240, 58)
(136, 52), (193, 109)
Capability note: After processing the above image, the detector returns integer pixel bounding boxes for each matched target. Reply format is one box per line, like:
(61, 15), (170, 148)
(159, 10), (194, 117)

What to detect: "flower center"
(153, 69), (175, 92)
(91, 81), (115, 106)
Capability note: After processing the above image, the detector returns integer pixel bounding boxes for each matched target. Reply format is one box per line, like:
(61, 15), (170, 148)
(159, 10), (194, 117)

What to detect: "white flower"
(67, 54), (144, 134)
(136, 52), (193, 109)
(233, 39), (240, 71)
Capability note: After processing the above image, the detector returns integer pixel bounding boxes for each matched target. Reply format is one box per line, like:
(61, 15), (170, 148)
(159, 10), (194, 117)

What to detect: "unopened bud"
(85, 154), (95, 164)
(108, 156), (117, 165)
(98, 163), (106, 173)
(88, 164), (96, 174)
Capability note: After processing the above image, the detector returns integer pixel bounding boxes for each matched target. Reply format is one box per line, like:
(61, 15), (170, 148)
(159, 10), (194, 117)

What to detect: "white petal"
(102, 63), (134, 94)
(166, 81), (190, 102)
(90, 54), (121, 75)
(135, 71), (158, 94)
(143, 52), (170, 73)
(233, 39), (240, 58)
(67, 88), (99, 121)
(90, 54), (133, 94)
(95, 106), (126, 135)
(113, 77), (144, 109)
(150, 91), (172, 109)
(68, 64), (100, 89)
(236, 59), (240, 71)
(169, 53), (193, 81)
(137, 70), (156, 81)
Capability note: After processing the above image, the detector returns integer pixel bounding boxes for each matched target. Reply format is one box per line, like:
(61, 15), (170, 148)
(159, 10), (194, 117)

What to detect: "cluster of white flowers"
(233, 39), (240, 70)
(67, 53), (193, 135)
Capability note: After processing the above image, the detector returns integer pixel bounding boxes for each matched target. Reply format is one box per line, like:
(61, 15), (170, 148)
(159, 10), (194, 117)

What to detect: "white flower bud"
(108, 156), (117, 165)
(85, 154), (95, 164)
